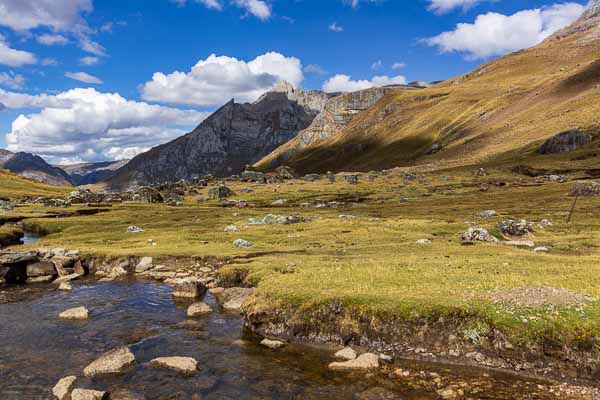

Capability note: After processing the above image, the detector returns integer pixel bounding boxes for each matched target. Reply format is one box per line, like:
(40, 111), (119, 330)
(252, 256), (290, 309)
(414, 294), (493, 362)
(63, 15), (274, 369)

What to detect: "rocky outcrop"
(0, 150), (73, 186)
(106, 83), (330, 189)
(255, 87), (394, 170)
(549, 0), (600, 40)
(539, 130), (593, 154)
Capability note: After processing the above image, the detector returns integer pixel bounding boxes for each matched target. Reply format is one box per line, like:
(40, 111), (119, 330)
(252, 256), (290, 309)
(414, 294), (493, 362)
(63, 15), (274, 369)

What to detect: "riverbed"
(0, 281), (588, 399)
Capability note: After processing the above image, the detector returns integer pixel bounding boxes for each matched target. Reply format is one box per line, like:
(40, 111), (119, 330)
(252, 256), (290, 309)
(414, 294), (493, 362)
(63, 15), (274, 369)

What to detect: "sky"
(0, 0), (590, 165)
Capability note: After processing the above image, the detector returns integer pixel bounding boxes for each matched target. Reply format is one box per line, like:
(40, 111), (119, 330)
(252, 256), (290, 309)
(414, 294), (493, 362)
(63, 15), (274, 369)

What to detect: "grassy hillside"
(256, 23), (600, 175)
(0, 168), (71, 199)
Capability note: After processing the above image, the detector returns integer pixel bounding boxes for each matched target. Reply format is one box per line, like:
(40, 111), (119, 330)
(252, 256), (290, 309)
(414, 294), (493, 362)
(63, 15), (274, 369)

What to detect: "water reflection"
(0, 282), (579, 399)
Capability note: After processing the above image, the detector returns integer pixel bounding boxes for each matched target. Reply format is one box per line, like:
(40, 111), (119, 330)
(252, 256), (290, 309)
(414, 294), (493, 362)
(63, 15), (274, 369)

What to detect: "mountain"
(0, 150), (73, 187)
(57, 160), (129, 186)
(106, 82), (332, 189)
(257, 1), (600, 175)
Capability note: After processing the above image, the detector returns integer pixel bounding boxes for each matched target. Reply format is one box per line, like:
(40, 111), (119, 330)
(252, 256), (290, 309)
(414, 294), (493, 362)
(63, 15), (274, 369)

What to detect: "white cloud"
(197, 0), (224, 9)
(37, 34), (69, 46)
(304, 64), (327, 75)
(141, 52), (303, 107)
(65, 72), (103, 84)
(0, 72), (25, 90)
(427, 0), (484, 14)
(4, 88), (207, 163)
(41, 58), (59, 66)
(425, 3), (586, 59)
(371, 60), (383, 70)
(79, 56), (100, 66)
(323, 74), (407, 93)
(0, 0), (93, 31)
(329, 22), (344, 32)
(233, 0), (271, 20)
(0, 35), (37, 67)
(392, 62), (406, 70)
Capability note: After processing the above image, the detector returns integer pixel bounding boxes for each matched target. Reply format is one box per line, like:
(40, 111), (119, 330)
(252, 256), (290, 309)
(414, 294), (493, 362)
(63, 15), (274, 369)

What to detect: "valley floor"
(3, 164), (600, 391)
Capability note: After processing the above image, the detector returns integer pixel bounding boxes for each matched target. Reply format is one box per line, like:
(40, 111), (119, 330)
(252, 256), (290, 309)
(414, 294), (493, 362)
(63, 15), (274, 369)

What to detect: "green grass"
(3, 166), (600, 347)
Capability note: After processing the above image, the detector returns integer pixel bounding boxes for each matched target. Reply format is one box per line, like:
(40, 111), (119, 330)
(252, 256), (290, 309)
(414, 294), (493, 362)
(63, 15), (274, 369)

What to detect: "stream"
(0, 281), (583, 399)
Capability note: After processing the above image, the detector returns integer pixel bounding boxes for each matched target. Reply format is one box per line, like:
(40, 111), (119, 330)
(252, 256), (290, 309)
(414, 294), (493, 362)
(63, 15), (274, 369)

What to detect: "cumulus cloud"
(0, 72), (25, 90)
(233, 0), (271, 20)
(141, 52), (303, 107)
(0, 34), (37, 67)
(427, 0), (485, 14)
(4, 88), (207, 163)
(65, 72), (103, 84)
(323, 74), (407, 93)
(425, 3), (586, 59)
(37, 34), (69, 46)
(329, 22), (344, 32)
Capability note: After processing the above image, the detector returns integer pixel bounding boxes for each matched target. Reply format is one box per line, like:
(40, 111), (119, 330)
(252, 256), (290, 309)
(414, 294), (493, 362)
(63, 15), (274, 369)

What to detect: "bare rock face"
(107, 83), (329, 189)
(83, 347), (136, 377)
(539, 130), (593, 154)
(550, 1), (600, 40)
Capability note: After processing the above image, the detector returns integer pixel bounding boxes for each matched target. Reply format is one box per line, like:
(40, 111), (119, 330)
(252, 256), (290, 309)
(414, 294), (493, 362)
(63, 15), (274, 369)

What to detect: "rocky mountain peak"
(257, 80), (332, 116)
(549, 0), (600, 40)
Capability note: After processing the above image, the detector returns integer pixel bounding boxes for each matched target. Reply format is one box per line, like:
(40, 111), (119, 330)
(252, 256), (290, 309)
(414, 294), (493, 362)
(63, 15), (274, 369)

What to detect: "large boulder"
(172, 279), (207, 298)
(498, 220), (534, 237)
(149, 357), (198, 374)
(52, 376), (77, 400)
(135, 187), (164, 204)
(539, 130), (593, 154)
(83, 347), (136, 377)
(216, 287), (256, 310)
(26, 261), (57, 277)
(571, 181), (600, 197)
(275, 166), (297, 180)
(208, 185), (235, 200)
(240, 170), (266, 183)
(461, 228), (499, 243)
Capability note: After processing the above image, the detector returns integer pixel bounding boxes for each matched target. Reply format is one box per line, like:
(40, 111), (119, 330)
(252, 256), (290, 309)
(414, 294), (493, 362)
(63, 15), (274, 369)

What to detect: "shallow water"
(20, 232), (40, 245)
(0, 282), (575, 399)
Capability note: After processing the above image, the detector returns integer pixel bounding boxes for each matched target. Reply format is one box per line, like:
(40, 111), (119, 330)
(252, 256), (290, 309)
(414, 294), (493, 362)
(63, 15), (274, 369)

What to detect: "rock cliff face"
(107, 84), (330, 189)
(550, 0), (600, 40)
(0, 150), (72, 186)
(255, 87), (394, 169)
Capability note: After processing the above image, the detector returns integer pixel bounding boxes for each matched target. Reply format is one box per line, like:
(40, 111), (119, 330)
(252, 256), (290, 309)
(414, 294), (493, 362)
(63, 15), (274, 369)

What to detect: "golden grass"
(0, 169), (71, 199)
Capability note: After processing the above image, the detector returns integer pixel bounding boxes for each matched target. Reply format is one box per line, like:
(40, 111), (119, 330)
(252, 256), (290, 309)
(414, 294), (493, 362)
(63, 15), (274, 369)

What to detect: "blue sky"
(0, 0), (590, 164)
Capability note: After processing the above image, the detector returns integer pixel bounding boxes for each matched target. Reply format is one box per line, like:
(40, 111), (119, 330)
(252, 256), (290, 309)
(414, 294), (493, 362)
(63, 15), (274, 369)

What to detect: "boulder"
(334, 347), (358, 360)
(571, 181), (600, 197)
(127, 226), (145, 234)
(224, 225), (240, 232)
(52, 257), (76, 276)
(149, 357), (198, 374)
(240, 170), (266, 183)
(70, 389), (108, 400)
(275, 166), (297, 179)
(208, 185), (234, 200)
(59, 306), (89, 320)
(233, 239), (253, 248)
(52, 376), (77, 400)
(540, 130), (592, 154)
(187, 302), (213, 317)
(26, 261), (57, 277)
(261, 338), (285, 349)
(461, 228), (499, 243)
(83, 347), (136, 377)
(498, 220), (534, 237)
(218, 287), (256, 310)
(172, 279), (207, 298)
(135, 257), (153, 273)
(135, 187), (164, 204)
(328, 353), (380, 370)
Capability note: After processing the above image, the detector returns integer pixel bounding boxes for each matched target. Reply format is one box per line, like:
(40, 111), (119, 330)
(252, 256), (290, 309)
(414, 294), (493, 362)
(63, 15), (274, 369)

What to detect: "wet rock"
(26, 261), (57, 277)
(261, 338), (285, 349)
(334, 347), (357, 360)
(127, 226), (145, 234)
(53, 273), (82, 284)
(150, 356), (198, 374)
(26, 275), (54, 284)
(539, 130), (592, 154)
(71, 388), (108, 400)
(135, 257), (153, 273)
(52, 375), (77, 400)
(59, 306), (89, 320)
(187, 302), (213, 317)
(83, 347), (136, 377)
(172, 279), (207, 298)
(461, 228), (499, 243)
(498, 220), (534, 237)
(59, 281), (73, 291)
(233, 239), (253, 249)
(218, 287), (256, 310)
(329, 353), (379, 370)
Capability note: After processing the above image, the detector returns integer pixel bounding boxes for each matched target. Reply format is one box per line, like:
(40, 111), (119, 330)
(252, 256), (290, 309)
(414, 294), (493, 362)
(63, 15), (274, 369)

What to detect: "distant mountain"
(107, 81), (333, 189)
(57, 160), (129, 186)
(0, 150), (73, 187)
(257, 0), (600, 174)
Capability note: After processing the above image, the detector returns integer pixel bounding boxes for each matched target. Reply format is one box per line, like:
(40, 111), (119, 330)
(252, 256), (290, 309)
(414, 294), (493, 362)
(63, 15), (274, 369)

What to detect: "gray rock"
(135, 257), (153, 273)
(187, 302), (213, 317)
(571, 181), (600, 197)
(172, 279), (207, 298)
(83, 347), (136, 377)
(217, 287), (256, 310)
(539, 130), (592, 154)
(303, 174), (322, 182)
(127, 226), (145, 234)
(26, 261), (56, 277)
(461, 228), (499, 243)
(26, 275), (54, 284)
(224, 225), (240, 232)
(209, 185), (235, 200)
(479, 210), (497, 218)
(233, 239), (253, 249)
(248, 214), (310, 226)
(498, 220), (534, 237)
